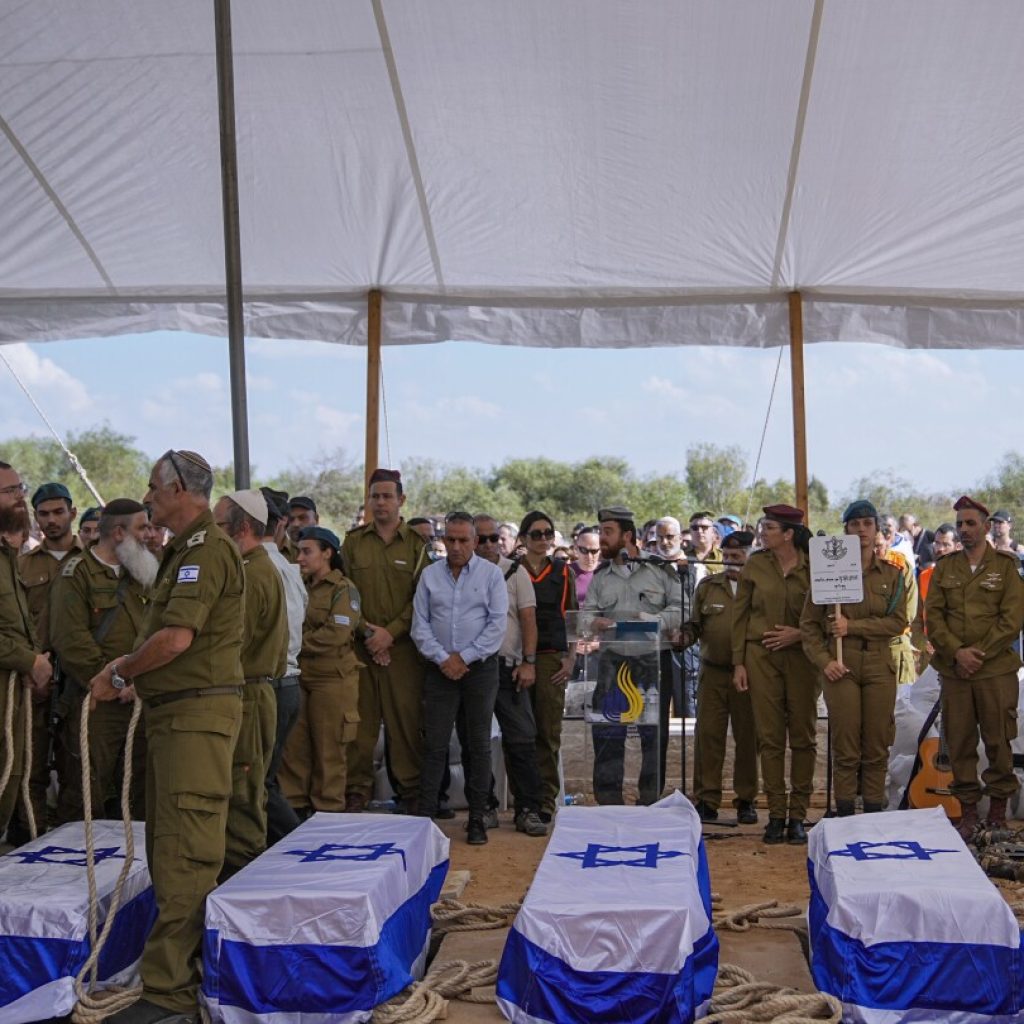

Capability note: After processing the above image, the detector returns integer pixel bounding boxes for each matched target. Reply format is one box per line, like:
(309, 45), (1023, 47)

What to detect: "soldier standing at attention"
(686, 530), (759, 824)
(50, 499), (156, 824)
(0, 461), (51, 834)
(342, 468), (428, 814)
(279, 526), (362, 814)
(91, 450), (244, 1024)
(926, 495), (1024, 838)
(801, 501), (916, 816)
(11, 482), (82, 842)
(214, 490), (288, 876)
(732, 504), (816, 846)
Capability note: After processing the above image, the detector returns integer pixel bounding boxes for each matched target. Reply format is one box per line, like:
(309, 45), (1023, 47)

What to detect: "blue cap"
(842, 499), (879, 523)
(31, 482), (72, 508)
(298, 525), (340, 552)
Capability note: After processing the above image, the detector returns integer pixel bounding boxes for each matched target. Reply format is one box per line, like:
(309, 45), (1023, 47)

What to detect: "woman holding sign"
(732, 504), (816, 845)
(801, 500), (917, 816)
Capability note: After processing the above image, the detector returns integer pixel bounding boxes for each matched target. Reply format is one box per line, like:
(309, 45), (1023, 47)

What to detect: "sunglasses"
(477, 533), (501, 544)
(161, 449), (188, 490)
(576, 546), (600, 555)
(527, 528), (555, 541)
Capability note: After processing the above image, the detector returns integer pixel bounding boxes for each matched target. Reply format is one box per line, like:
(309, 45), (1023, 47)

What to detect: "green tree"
(271, 448), (365, 533)
(685, 443), (747, 512)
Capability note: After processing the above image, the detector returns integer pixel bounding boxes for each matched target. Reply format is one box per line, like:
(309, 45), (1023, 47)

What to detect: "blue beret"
(298, 525), (340, 551)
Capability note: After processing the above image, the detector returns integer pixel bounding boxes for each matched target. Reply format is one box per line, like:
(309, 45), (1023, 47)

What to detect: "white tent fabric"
(2, 1), (1024, 349)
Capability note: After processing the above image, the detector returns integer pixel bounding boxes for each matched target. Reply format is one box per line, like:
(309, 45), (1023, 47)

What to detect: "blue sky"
(0, 332), (1019, 500)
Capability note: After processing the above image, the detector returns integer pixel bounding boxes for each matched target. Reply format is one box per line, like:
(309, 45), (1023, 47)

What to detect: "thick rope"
(711, 893), (808, 935)
(71, 692), (144, 1023)
(705, 963), (842, 1023)
(0, 671), (15, 803)
(1, 672), (38, 842)
(19, 682), (37, 841)
(430, 897), (521, 933)
(372, 959), (499, 1023)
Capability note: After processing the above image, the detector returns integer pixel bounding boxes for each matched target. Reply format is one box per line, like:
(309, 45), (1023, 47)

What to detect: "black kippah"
(102, 498), (146, 517)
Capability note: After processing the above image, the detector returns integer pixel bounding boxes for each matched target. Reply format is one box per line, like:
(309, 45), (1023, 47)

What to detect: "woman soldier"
(279, 526), (362, 814)
(732, 504), (817, 845)
(801, 500), (917, 816)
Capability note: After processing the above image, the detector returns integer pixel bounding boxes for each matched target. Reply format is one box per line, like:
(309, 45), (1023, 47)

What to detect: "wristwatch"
(523, 654), (537, 665)
(110, 661), (128, 691)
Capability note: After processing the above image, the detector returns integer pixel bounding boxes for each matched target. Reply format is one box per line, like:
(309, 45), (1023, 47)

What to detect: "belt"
(702, 659), (732, 670)
(271, 674), (300, 690)
(145, 685), (243, 709)
(244, 675), (272, 685)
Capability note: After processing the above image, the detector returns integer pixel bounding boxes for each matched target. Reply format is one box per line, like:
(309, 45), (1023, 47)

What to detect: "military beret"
(762, 504), (805, 526)
(369, 468), (402, 486)
(79, 506), (102, 525)
(101, 498), (146, 518)
(842, 499), (879, 523)
(989, 508), (1013, 524)
(598, 505), (635, 523)
(298, 525), (340, 551)
(31, 482), (72, 508)
(260, 486), (289, 519)
(224, 489), (268, 526)
(722, 530), (754, 550)
(953, 495), (990, 517)
(289, 495), (317, 513)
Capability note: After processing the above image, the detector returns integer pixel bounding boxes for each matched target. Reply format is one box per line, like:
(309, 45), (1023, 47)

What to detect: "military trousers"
(56, 684), (146, 824)
(265, 677), (301, 843)
(692, 662), (759, 811)
(0, 676), (26, 833)
(141, 690), (241, 1013)
(280, 673), (360, 812)
(224, 680), (276, 872)
(940, 670), (1021, 804)
(745, 642), (818, 820)
(821, 646), (896, 806)
(529, 651), (567, 815)
(348, 640), (423, 806)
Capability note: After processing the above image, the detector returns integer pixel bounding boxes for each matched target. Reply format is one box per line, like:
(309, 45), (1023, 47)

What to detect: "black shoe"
(693, 800), (719, 821)
(466, 816), (488, 845)
(786, 818), (807, 845)
(763, 818), (786, 844)
(835, 800), (856, 817)
(108, 998), (196, 1023)
(862, 802), (884, 813)
(433, 806), (456, 820)
(538, 810), (552, 824)
(736, 801), (758, 825)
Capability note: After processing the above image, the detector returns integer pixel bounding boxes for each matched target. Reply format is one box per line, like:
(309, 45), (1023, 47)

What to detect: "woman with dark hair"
(731, 504), (817, 845)
(801, 500), (916, 816)
(518, 509), (577, 821)
(279, 526), (362, 814)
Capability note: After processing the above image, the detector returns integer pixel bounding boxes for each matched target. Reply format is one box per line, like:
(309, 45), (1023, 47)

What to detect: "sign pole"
(834, 602), (843, 664)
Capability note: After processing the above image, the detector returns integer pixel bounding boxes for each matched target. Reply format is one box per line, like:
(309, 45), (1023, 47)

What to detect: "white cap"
(225, 489), (268, 526)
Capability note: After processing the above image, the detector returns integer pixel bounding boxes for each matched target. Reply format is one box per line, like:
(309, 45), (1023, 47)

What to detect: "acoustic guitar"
(907, 714), (961, 820)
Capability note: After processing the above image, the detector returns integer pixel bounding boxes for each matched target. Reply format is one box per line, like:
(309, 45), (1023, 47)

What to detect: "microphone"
(816, 530), (826, 537)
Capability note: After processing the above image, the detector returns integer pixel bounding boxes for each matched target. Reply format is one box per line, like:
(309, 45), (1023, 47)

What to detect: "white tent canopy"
(3, 0), (1024, 352)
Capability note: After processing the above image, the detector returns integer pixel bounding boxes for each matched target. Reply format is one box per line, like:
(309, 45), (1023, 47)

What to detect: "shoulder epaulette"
(61, 555), (84, 577)
(186, 529), (207, 548)
(993, 548), (1021, 563)
(346, 522), (371, 536)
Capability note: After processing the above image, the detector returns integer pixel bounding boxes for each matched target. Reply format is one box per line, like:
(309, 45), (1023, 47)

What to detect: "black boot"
(763, 817), (786, 844)
(466, 816), (488, 845)
(693, 799), (718, 821)
(836, 800), (856, 817)
(786, 818), (807, 845)
(862, 802), (884, 813)
(736, 801), (758, 825)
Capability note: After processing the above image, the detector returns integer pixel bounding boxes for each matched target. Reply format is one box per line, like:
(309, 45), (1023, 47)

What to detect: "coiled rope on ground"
(430, 896), (521, 933)
(70, 692), (144, 1023)
(711, 892), (808, 935)
(705, 963), (842, 1023)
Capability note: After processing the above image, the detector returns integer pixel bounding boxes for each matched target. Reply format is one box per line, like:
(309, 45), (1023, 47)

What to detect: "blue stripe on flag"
(496, 924), (718, 1024)
(808, 861), (1024, 1016)
(202, 859), (448, 1014)
(0, 886), (156, 1009)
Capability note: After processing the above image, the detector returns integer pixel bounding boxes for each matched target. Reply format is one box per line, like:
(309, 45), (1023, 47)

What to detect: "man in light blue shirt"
(412, 511), (507, 844)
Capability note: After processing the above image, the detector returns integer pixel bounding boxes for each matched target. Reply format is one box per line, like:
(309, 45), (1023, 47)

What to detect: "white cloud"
(314, 405), (361, 435)
(642, 375), (687, 401)
(0, 343), (93, 416)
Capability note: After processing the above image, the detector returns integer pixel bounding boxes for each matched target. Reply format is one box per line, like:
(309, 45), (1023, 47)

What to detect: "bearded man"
(50, 499), (159, 822)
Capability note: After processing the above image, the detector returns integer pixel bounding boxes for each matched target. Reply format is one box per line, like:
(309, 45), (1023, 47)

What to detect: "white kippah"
(226, 488), (268, 527)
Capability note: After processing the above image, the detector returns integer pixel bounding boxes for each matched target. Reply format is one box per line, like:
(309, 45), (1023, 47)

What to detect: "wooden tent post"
(789, 291), (808, 516)
(364, 289), (382, 493)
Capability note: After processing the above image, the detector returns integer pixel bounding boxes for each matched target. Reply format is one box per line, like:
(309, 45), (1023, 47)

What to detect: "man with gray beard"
(50, 499), (157, 822)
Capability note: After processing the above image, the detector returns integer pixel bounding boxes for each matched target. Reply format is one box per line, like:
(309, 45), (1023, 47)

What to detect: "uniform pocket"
(1007, 709), (1019, 743)
(169, 711), (238, 798)
(175, 792), (227, 864)
(341, 709), (360, 744)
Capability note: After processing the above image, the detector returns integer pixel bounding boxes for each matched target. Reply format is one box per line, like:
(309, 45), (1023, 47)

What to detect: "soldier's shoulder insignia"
(61, 555), (84, 577)
(186, 530), (207, 548)
(993, 548), (1020, 564)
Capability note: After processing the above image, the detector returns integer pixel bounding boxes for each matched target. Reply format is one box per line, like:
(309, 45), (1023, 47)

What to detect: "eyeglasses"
(0, 482), (28, 497)
(691, 523), (713, 530)
(477, 533), (501, 544)
(576, 546), (600, 555)
(527, 528), (555, 541)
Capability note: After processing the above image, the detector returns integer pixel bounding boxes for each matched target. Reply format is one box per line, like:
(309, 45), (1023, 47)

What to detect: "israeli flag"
(0, 820), (154, 1024)
(809, 807), (1024, 1022)
(496, 791), (717, 1023)
(202, 812), (449, 1023)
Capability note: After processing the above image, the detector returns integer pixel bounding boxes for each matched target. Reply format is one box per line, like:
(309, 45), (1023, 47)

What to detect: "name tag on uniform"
(178, 565), (200, 583)
(334, 614), (350, 626)
(394, 559), (407, 566)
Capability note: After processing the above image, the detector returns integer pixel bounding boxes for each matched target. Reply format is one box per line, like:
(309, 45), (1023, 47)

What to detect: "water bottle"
(564, 793), (586, 806)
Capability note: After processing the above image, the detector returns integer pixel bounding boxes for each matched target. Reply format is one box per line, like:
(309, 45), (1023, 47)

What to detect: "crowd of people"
(1, 449), (1023, 1022)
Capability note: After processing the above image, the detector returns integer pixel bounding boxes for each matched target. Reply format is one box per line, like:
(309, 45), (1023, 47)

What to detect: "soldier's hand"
(365, 625), (394, 657)
(823, 659), (849, 682)
(372, 650), (392, 667)
(828, 614), (849, 638)
(89, 665), (120, 708)
(118, 683), (138, 704)
(732, 665), (749, 692)
(29, 652), (52, 692)
(762, 625), (801, 651)
(514, 663), (536, 690)
(954, 645), (984, 677)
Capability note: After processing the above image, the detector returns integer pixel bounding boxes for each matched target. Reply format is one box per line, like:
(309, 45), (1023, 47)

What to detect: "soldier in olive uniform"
(91, 450), (244, 1024)
(342, 469), (428, 812)
(0, 461), (52, 833)
(801, 501), (917, 816)
(50, 499), (154, 823)
(11, 482), (82, 841)
(279, 526), (362, 812)
(926, 495), (1024, 838)
(215, 490), (288, 874)
(686, 530), (758, 823)
(732, 504), (817, 845)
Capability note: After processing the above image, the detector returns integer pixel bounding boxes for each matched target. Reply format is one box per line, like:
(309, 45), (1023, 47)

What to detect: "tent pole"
(214, 0), (250, 489)
(364, 289), (382, 492)
(788, 291), (808, 516)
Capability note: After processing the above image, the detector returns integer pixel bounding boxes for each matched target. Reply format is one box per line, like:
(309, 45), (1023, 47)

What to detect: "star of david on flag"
(282, 841), (407, 871)
(827, 840), (959, 862)
(556, 842), (689, 869)
(8, 845), (126, 867)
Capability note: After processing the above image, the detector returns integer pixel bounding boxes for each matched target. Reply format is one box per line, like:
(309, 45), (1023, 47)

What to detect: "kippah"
(225, 489), (269, 527)
(101, 498), (146, 517)
(722, 530), (754, 550)
(175, 450), (212, 474)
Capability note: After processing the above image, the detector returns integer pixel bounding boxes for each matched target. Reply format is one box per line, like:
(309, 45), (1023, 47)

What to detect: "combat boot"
(862, 802), (884, 813)
(956, 802), (979, 840)
(763, 818), (786, 844)
(835, 800), (856, 817)
(987, 797), (1008, 829)
(786, 818), (807, 845)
